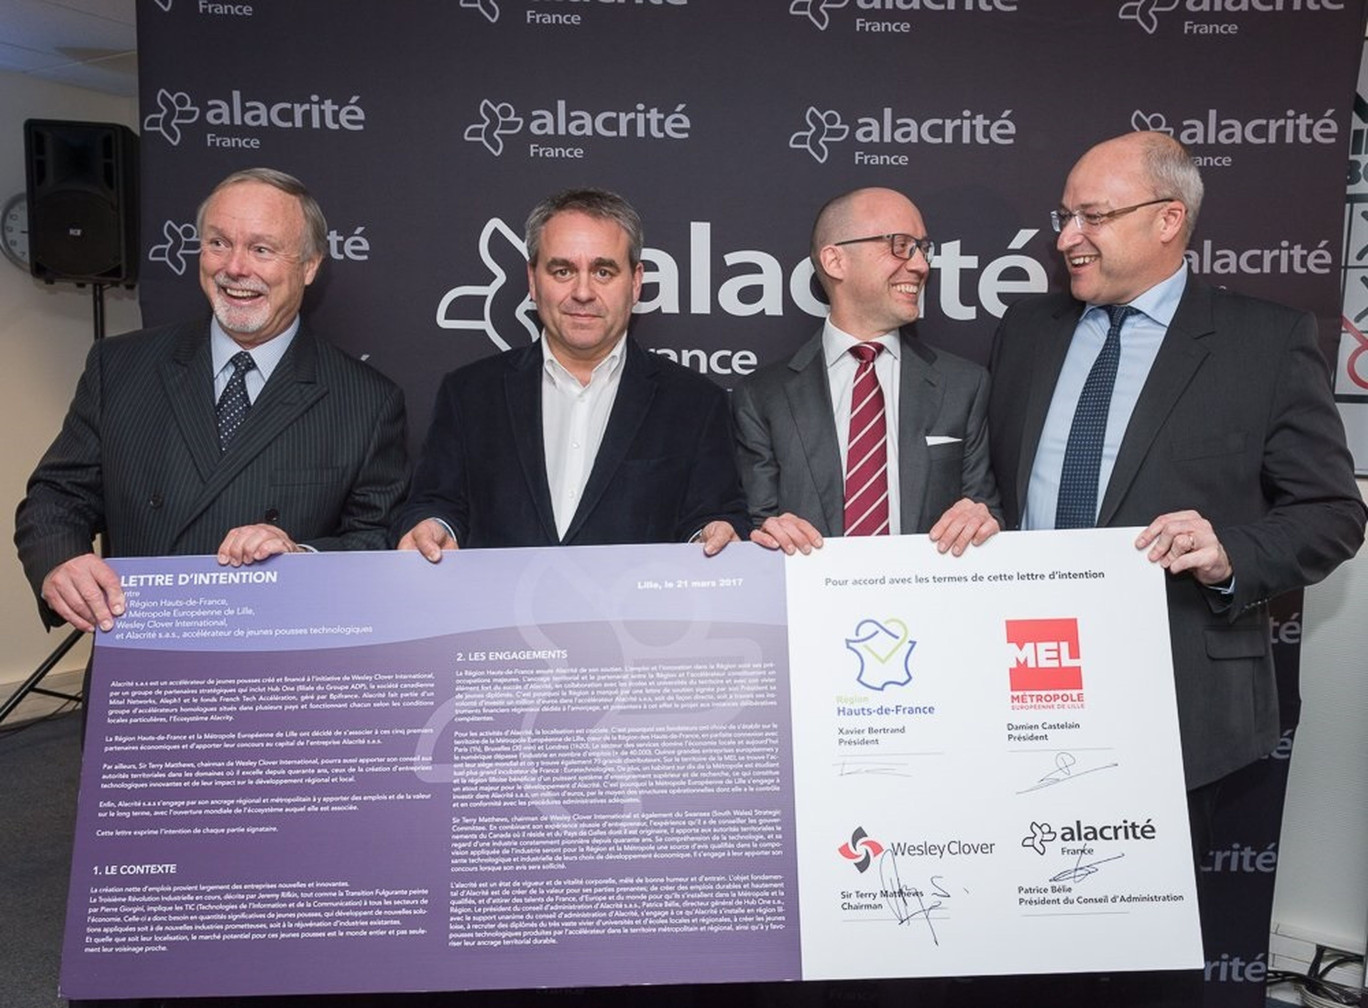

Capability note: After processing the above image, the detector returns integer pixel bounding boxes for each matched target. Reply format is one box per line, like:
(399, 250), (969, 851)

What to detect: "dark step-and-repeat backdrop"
(132, 2), (1366, 1006)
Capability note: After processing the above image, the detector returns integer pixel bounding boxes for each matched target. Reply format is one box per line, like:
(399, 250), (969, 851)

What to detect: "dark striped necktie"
(844, 342), (890, 536)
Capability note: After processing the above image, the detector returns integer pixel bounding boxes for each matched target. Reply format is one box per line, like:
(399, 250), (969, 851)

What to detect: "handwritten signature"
(878, 851), (951, 944)
(1050, 851), (1125, 884)
(1017, 751), (1118, 794)
(834, 757), (913, 778)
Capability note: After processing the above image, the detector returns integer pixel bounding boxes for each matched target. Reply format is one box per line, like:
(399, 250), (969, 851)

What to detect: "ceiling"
(0, 0), (137, 97)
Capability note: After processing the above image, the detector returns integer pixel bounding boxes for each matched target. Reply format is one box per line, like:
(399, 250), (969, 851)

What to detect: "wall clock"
(2, 192), (30, 271)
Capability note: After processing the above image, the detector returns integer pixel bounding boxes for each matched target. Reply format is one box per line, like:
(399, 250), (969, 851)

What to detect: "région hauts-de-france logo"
(845, 618), (916, 691)
(837, 826), (884, 872)
(434, 218), (538, 351)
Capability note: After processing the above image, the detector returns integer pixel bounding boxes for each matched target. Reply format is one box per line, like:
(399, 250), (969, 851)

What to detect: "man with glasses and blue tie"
(986, 130), (1363, 882)
(731, 186), (1001, 555)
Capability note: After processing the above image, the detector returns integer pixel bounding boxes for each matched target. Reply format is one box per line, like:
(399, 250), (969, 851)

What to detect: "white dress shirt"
(542, 334), (628, 539)
(822, 321), (902, 534)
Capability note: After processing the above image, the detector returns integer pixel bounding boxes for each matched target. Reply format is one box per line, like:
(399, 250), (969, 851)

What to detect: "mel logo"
(1005, 618), (1082, 692)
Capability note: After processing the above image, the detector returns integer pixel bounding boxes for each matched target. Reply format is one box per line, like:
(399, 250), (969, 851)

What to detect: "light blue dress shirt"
(1023, 265), (1188, 530)
(210, 317), (300, 404)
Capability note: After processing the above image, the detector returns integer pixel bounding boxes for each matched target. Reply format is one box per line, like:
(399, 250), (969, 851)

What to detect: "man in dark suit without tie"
(15, 167), (408, 635)
(394, 187), (748, 557)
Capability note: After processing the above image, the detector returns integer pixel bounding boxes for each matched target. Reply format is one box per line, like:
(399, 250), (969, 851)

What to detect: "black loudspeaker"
(24, 119), (139, 285)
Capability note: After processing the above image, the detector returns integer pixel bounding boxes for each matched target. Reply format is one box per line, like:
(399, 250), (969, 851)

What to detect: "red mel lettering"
(1005, 618), (1083, 692)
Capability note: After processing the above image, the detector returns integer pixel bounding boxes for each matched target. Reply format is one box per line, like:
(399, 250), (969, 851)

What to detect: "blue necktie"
(216, 351), (256, 451)
(1054, 305), (1136, 529)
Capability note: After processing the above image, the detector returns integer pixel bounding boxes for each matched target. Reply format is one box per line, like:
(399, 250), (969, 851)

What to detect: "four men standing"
(15, 149), (1365, 985)
(17, 157), (1363, 775)
(17, 159), (1363, 777)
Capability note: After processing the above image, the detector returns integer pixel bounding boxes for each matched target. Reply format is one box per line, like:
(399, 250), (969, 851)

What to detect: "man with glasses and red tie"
(731, 186), (1001, 555)
(986, 131), (1363, 892)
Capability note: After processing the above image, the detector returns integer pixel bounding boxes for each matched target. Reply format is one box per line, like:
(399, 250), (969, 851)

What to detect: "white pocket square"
(924, 435), (961, 445)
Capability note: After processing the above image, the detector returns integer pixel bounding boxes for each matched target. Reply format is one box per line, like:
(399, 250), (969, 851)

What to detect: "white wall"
(0, 69), (141, 692)
(1272, 534), (1368, 957)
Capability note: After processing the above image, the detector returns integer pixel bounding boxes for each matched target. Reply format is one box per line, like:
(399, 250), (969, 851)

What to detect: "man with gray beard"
(16, 168), (407, 636)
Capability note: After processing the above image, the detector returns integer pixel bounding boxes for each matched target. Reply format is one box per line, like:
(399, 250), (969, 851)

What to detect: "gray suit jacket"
(988, 278), (1365, 788)
(15, 319), (409, 628)
(731, 327), (1001, 535)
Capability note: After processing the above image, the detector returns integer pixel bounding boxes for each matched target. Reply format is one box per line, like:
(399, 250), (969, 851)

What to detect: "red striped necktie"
(844, 342), (890, 536)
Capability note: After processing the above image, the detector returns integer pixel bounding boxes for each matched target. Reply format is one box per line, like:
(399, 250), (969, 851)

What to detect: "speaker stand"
(0, 283), (108, 726)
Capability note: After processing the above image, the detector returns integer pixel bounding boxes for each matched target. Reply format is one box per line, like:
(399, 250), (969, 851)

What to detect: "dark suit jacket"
(15, 319), (409, 627)
(730, 327), (1001, 535)
(394, 337), (749, 547)
(988, 277), (1365, 788)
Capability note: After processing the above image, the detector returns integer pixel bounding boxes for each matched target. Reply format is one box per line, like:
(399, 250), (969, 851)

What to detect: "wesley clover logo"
(1118, 0), (1180, 34)
(435, 217), (539, 352)
(837, 826), (884, 873)
(790, 107), (850, 164)
(464, 99), (524, 157)
(148, 221), (200, 276)
(143, 88), (200, 146)
(845, 618), (916, 691)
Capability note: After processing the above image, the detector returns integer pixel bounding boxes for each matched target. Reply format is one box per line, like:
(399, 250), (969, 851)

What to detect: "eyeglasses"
(832, 233), (935, 262)
(1050, 198), (1175, 234)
